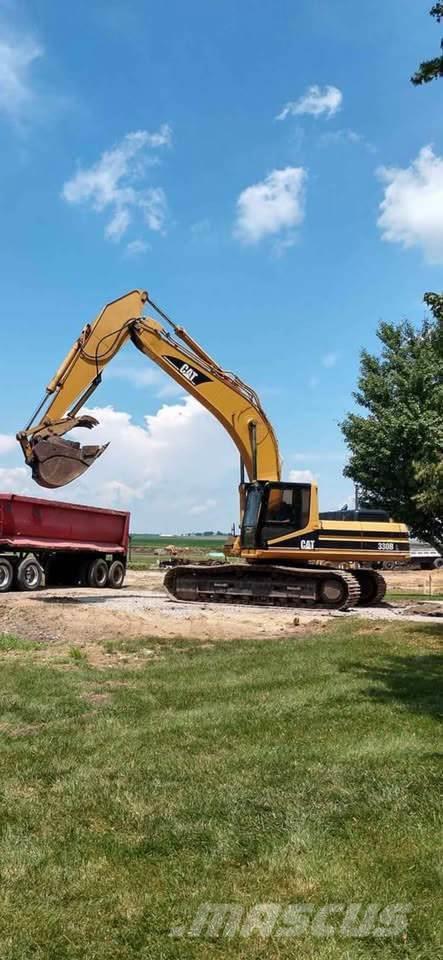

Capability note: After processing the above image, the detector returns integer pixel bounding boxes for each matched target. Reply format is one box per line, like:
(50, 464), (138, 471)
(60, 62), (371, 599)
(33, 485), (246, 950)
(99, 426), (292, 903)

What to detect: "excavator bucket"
(29, 437), (108, 489)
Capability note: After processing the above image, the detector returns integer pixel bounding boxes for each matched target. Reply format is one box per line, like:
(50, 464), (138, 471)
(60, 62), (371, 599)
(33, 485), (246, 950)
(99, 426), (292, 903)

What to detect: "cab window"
(264, 485), (311, 530)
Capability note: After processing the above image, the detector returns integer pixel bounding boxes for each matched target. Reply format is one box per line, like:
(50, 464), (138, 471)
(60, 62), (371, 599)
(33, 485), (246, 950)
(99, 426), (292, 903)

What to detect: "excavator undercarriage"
(164, 563), (386, 611)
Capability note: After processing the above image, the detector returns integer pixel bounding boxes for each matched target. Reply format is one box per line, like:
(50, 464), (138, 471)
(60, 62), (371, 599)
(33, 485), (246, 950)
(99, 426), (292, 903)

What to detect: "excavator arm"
(17, 290), (281, 489)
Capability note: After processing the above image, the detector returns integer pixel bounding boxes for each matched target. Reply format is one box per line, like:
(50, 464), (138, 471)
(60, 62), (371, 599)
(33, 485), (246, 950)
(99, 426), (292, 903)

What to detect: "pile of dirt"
(395, 600), (443, 618)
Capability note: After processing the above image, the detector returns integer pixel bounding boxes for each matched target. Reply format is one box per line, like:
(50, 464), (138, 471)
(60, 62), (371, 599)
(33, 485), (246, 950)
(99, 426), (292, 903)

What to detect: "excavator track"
(164, 563), (361, 611)
(352, 568), (387, 606)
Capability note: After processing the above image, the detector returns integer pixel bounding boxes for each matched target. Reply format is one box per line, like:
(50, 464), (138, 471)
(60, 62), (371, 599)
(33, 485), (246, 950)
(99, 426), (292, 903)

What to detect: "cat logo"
(300, 539), (315, 550)
(162, 355), (212, 386)
(180, 363), (199, 383)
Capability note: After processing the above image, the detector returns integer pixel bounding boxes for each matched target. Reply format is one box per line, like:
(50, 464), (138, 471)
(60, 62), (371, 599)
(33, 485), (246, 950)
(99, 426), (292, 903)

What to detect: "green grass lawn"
(0, 620), (441, 959)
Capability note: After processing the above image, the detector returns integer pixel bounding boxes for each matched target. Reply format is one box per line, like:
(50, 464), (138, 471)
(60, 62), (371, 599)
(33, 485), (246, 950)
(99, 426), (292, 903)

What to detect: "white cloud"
(189, 498), (217, 516)
(140, 186), (167, 231)
(64, 398), (237, 531)
(277, 85), (342, 120)
(377, 145), (443, 263)
(0, 407), (351, 532)
(0, 398), (238, 531)
(105, 206), (131, 241)
(0, 466), (32, 495)
(288, 469), (316, 483)
(0, 31), (43, 120)
(321, 351), (338, 369)
(273, 231), (298, 256)
(62, 126), (171, 243)
(320, 128), (376, 153)
(126, 239), (150, 257)
(235, 167), (306, 245)
(0, 434), (16, 455)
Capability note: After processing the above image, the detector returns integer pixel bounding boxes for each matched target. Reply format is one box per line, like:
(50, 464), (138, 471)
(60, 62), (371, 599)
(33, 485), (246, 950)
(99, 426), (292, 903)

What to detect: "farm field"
(130, 534), (227, 549)
(129, 534), (227, 569)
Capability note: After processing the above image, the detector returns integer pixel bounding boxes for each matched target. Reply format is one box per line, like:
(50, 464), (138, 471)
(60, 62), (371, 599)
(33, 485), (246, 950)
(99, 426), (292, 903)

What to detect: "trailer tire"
(16, 557), (43, 592)
(107, 560), (125, 588)
(87, 558), (109, 588)
(433, 558), (443, 569)
(0, 558), (13, 592)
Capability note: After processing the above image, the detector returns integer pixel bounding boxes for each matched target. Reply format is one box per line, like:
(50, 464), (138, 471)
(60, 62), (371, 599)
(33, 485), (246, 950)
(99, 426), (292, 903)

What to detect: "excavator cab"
(240, 482), (313, 549)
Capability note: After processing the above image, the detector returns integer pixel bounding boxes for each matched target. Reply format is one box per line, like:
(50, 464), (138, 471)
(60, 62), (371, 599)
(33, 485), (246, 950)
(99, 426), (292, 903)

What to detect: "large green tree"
(411, 4), (443, 85)
(341, 295), (443, 551)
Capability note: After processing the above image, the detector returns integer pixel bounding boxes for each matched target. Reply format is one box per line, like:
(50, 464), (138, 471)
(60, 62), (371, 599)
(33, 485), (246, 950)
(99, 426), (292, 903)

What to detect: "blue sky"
(0, 0), (442, 532)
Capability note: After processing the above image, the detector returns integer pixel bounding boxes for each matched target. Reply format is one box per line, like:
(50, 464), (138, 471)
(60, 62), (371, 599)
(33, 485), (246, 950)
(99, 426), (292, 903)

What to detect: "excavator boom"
(17, 290), (281, 488)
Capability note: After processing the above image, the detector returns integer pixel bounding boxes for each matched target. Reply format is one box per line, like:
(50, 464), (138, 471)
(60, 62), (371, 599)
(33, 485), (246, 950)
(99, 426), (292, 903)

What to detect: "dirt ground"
(0, 568), (442, 665)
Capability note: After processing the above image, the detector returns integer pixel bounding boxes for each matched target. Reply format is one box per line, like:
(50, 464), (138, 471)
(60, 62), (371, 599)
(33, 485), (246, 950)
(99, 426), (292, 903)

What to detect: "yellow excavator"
(17, 289), (409, 610)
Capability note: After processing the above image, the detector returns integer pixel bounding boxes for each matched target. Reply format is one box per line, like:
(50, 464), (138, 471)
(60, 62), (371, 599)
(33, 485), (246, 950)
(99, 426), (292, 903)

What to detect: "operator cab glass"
(241, 485), (263, 549)
(241, 482), (312, 549)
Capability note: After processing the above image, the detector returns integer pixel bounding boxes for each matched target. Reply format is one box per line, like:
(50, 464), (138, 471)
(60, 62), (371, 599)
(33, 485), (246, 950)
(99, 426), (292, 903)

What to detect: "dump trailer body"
(0, 494), (129, 592)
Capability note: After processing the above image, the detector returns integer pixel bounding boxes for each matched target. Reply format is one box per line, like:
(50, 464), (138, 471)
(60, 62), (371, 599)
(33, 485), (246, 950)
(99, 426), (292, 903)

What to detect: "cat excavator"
(17, 289), (409, 610)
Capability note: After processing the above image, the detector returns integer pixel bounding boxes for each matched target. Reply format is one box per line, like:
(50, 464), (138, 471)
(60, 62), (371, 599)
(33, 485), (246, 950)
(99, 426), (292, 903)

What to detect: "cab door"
(259, 483), (311, 548)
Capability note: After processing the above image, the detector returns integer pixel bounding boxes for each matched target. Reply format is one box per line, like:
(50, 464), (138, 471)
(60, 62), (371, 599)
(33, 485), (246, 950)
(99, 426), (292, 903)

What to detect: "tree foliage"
(411, 4), (443, 85)
(341, 295), (443, 551)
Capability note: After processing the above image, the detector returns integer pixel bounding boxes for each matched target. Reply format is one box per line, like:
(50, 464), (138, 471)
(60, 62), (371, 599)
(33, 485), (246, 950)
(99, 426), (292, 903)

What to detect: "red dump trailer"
(0, 494), (130, 592)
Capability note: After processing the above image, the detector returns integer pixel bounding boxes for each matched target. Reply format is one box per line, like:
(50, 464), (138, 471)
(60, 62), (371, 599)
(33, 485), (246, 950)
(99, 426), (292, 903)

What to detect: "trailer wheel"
(87, 558), (109, 588)
(0, 558), (13, 593)
(16, 557), (43, 592)
(433, 558), (443, 569)
(107, 560), (125, 588)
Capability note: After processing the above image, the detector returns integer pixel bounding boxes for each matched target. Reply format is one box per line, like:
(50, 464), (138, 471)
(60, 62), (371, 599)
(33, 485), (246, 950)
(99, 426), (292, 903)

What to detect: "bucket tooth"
(29, 437), (108, 489)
